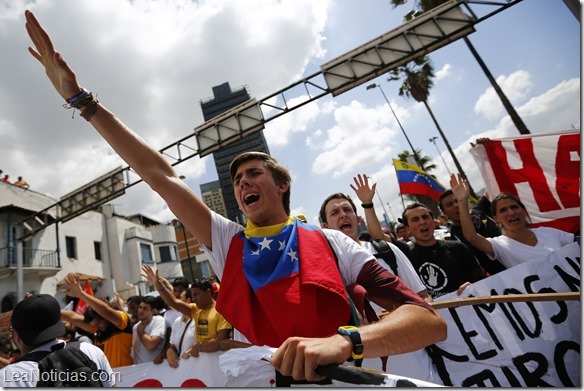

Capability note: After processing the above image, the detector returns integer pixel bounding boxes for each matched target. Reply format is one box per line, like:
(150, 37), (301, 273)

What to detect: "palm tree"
(388, 55), (479, 199)
(390, 0), (530, 135)
(398, 148), (436, 174)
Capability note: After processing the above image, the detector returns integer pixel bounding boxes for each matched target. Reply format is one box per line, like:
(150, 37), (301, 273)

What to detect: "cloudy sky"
(0, 0), (580, 228)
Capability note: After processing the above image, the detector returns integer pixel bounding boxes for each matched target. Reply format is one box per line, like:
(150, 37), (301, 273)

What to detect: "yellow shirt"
(189, 303), (231, 344)
(103, 311), (134, 368)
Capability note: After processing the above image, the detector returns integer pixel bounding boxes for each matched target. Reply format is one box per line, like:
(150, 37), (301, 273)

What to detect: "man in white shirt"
(132, 296), (166, 364)
(166, 289), (196, 368)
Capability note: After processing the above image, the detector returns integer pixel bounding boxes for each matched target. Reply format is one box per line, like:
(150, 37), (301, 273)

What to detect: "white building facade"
(0, 181), (181, 312)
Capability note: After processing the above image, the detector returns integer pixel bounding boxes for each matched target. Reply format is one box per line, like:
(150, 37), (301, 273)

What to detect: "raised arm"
(350, 174), (392, 242)
(63, 273), (123, 328)
(24, 10), (212, 248)
(142, 265), (192, 317)
(450, 173), (494, 256)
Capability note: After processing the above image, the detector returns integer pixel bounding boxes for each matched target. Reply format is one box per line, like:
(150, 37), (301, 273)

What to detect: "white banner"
(115, 351), (225, 387)
(114, 346), (442, 387)
(431, 242), (581, 387)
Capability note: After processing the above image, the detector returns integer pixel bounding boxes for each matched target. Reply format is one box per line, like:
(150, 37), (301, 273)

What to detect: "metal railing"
(0, 247), (60, 269)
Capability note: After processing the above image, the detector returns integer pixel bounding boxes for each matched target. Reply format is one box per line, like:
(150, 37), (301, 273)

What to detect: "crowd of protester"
(1, 9), (576, 386)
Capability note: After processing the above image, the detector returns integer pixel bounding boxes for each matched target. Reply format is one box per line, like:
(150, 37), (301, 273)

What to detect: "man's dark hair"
(140, 295), (159, 310)
(438, 189), (453, 210)
(172, 277), (190, 290)
(127, 295), (142, 308)
(401, 203), (434, 226)
(319, 193), (357, 224)
(189, 278), (213, 294)
(229, 152), (292, 215)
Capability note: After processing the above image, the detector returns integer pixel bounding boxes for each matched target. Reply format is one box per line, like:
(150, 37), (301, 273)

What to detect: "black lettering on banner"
(554, 340), (580, 387)
(472, 292), (504, 351)
(497, 291), (525, 340)
(523, 274), (567, 324)
(461, 369), (502, 387)
(500, 365), (523, 387)
(554, 256), (581, 292)
(502, 288), (542, 339)
(513, 352), (553, 387)
(449, 305), (497, 360)
(424, 344), (468, 386)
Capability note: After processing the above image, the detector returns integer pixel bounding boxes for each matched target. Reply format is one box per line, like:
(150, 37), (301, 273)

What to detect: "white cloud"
(263, 96), (321, 146)
(473, 70), (533, 119)
(435, 63), (452, 81)
(311, 100), (408, 177)
(0, 0), (332, 222)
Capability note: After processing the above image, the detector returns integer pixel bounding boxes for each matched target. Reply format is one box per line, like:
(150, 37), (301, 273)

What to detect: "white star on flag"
(258, 237), (273, 251)
(250, 249), (260, 256)
(278, 240), (286, 251)
(287, 249), (298, 262)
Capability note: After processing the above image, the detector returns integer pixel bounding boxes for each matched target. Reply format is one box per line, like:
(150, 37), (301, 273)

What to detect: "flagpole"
(366, 83), (422, 167)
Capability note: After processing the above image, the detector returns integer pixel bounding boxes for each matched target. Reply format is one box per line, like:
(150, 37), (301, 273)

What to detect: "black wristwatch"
(337, 326), (364, 365)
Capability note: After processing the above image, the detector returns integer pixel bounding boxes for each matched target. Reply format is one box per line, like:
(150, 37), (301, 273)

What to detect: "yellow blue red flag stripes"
(216, 217), (350, 347)
(393, 159), (446, 201)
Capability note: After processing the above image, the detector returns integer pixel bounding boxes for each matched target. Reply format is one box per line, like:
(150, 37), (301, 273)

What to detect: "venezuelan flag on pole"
(393, 158), (446, 201)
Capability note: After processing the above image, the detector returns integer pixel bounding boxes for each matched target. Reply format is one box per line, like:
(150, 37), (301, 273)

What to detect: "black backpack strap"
(371, 239), (399, 277)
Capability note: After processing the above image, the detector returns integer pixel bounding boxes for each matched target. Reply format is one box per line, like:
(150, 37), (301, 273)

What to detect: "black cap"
(11, 294), (65, 346)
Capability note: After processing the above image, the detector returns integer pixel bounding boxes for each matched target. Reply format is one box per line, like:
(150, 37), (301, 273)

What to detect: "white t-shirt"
(169, 316), (196, 356)
(132, 315), (166, 364)
(0, 340), (115, 387)
(360, 241), (426, 294)
(486, 227), (574, 268)
(164, 308), (182, 330)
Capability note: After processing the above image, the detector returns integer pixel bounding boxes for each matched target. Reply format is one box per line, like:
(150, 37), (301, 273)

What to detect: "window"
(200, 261), (211, 278)
(65, 236), (77, 259)
(159, 246), (173, 263)
(140, 243), (154, 264)
(94, 241), (102, 261)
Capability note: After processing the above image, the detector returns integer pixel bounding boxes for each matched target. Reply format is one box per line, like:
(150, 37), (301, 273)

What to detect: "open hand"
(449, 173), (470, 202)
(25, 10), (83, 101)
(63, 273), (83, 298)
(350, 174), (375, 205)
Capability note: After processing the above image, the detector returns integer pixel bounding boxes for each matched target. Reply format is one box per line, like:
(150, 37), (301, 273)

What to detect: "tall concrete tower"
(200, 82), (270, 223)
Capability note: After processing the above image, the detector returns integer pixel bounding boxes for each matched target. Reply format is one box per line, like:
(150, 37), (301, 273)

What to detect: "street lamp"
(366, 83), (422, 167)
(429, 136), (452, 175)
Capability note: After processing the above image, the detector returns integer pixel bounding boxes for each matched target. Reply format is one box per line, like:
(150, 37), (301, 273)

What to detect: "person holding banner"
(450, 173), (575, 269)
(24, 10), (446, 382)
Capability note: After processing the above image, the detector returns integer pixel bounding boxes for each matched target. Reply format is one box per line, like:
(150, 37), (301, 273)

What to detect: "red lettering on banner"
(485, 139), (561, 212)
(555, 134), (580, 209)
(134, 379), (163, 387)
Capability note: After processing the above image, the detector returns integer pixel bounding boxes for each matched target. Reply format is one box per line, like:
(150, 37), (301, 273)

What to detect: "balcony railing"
(0, 247), (60, 269)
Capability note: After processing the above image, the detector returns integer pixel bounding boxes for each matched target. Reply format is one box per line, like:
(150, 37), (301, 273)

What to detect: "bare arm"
(136, 321), (163, 351)
(200, 329), (232, 353)
(350, 174), (390, 241)
(24, 10), (213, 248)
(450, 173), (494, 256)
(60, 310), (93, 333)
(142, 265), (192, 317)
(63, 273), (123, 328)
(271, 303), (446, 381)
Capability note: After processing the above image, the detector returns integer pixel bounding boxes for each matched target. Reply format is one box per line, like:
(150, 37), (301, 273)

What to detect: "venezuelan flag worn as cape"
(216, 216), (350, 347)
